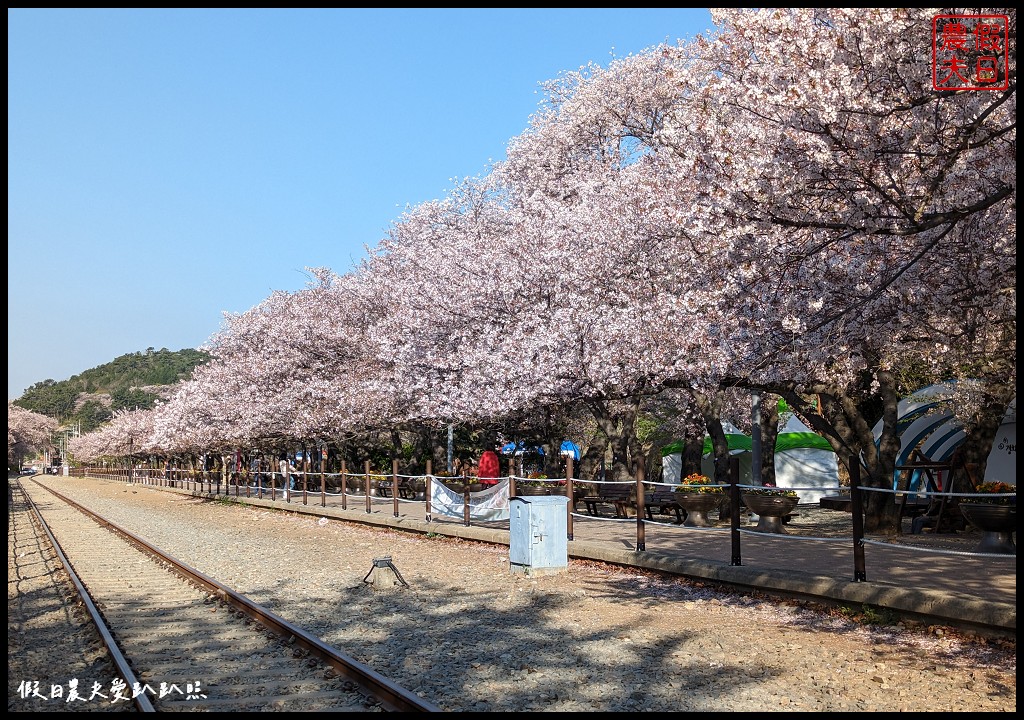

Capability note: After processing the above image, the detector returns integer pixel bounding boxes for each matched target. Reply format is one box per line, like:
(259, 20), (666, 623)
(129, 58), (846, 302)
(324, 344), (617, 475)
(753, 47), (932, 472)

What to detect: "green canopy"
(661, 434), (751, 457)
(774, 432), (834, 453)
(662, 431), (833, 457)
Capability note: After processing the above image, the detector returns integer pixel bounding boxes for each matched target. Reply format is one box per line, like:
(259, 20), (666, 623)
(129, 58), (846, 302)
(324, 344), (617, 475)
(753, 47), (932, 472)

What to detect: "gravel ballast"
(12, 476), (1017, 712)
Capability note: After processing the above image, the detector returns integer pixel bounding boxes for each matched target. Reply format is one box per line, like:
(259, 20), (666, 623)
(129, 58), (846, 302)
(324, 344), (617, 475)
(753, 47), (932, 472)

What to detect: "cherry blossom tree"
(688, 8), (1015, 525)
(8, 403), (57, 469)
(135, 9), (1013, 534)
(366, 176), (686, 477)
(481, 7), (1015, 526)
(67, 408), (155, 464)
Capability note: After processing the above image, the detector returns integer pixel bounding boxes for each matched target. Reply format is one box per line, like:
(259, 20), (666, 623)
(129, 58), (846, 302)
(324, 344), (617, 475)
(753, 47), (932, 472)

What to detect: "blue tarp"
(501, 441), (544, 456)
(500, 440), (579, 459)
(560, 440), (581, 460)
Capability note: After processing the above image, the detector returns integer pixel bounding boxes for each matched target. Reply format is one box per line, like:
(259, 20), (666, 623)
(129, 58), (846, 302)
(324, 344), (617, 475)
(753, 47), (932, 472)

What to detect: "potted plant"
(436, 471), (483, 494)
(961, 481), (1016, 506)
(406, 475), (427, 500)
(356, 472), (383, 496)
(743, 486), (799, 498)
(674, 473), (725, 527)
(742, 484), (800, 534)
(674, 473), (723, 495)
(371, 472), (396, 497)
(959, 481), (1016, 554)
(516, 472), (551, 496)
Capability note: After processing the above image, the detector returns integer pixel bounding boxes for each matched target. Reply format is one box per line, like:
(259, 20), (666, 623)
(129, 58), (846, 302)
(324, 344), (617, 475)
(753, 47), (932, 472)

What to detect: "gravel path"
(11, 476), (1017, 712)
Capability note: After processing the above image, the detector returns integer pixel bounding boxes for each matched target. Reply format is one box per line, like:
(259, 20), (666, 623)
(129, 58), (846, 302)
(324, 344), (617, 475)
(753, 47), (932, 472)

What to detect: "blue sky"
(8, 8), (714, 400)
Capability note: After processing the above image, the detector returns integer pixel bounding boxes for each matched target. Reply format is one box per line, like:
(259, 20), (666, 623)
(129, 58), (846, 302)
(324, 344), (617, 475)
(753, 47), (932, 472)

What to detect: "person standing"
(279, 453), (291, 501)
(478, 448), (501, 486)
(251, 456), (263, 490)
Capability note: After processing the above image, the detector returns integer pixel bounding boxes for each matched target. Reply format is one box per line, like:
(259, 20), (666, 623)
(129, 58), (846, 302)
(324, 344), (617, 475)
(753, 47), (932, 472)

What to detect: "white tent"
(662, 421), (751, 485)
(985, 397), (1016, 485)
(772, 415), (840, 505)
(662, 417), (839, 505)
(662, 452), (682, 484)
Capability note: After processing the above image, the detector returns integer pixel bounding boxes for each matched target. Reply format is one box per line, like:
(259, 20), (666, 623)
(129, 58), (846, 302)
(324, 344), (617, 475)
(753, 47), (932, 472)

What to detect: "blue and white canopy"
(560, 440), (581, 460)
(500, 440), (580, 460)
(870, 382), (1016, 489)
(500, 441), (543, 456)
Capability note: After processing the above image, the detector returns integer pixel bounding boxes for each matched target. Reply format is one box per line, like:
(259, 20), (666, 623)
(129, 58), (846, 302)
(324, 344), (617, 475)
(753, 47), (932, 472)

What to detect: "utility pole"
(63, 422), (81, 475)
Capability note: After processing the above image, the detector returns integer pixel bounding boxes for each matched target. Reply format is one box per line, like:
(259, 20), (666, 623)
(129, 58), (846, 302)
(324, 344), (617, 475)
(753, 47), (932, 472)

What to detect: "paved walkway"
(78, 475), (1018, 635)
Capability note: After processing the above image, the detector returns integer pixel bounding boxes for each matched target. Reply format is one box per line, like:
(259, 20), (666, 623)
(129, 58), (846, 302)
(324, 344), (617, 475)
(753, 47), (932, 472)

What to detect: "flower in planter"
(521, 472), (551, 487)
(360, 473), (389, 492)
(744, 483), (798, 498)
(675, 473), (723, 494)
(962, 481), (1016, 505)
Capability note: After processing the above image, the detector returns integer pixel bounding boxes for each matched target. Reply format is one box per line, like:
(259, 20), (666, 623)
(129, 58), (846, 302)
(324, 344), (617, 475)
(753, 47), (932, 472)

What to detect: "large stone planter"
(675, 493), (722, 527)
(407, 479), (427, 501)
(438, 481), (484, 495)
(515, 485), (550, 496)
(959, 503), (1016, 554)
(742, 493), (800, 534)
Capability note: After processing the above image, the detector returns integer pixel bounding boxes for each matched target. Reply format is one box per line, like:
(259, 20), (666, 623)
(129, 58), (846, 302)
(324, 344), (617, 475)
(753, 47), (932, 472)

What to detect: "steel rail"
(30, 479), (441, 713)
(19, 480), (156, 712)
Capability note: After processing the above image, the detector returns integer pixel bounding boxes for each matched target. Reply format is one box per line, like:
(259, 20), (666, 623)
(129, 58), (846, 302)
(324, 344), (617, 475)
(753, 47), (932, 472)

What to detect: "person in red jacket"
(477, 449), (501, 486)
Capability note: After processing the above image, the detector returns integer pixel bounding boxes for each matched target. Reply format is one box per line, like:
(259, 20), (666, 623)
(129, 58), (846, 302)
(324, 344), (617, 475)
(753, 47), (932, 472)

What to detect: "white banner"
(430, 478), (510, 521)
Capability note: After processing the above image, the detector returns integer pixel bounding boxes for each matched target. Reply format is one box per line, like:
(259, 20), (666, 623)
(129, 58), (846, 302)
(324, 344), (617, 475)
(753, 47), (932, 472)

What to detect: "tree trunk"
(589, 400), (638, 480)
(769, 368), (902, 534)
(758, 394), (780, 485)
(389, 429), (403, 473)
(691, 388), (731, 485)
(645, 443), (665, 483)
(578, 435), (609, 480)
(682, 436), (705, 478)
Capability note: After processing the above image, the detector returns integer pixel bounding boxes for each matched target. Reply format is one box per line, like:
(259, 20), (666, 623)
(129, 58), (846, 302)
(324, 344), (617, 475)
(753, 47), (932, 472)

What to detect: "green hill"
(13, 347), (209, 431)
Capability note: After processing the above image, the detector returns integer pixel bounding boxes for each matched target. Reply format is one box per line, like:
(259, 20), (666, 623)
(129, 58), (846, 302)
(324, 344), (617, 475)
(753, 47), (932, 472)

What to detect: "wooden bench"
(582, 483), (635, 518)
(381, 479), (424, 499)
(376, 479), (398, 498)
(896, 450), (967, 534)
(819, 495), (852, 512)
(644, 489), (685, 524)
(401, 478), (427, 500)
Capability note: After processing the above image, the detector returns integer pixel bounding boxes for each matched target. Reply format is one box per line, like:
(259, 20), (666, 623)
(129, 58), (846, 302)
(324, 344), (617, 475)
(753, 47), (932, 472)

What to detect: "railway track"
(15, 478), (440, 712)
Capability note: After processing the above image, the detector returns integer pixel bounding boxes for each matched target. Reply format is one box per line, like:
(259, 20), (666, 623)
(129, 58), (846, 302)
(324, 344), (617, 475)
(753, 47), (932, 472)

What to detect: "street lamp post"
(447, 424), (454, 474)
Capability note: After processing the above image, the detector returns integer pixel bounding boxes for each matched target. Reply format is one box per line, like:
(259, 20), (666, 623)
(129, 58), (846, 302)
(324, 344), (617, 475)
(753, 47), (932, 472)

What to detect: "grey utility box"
(509, 495), (569, 576)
